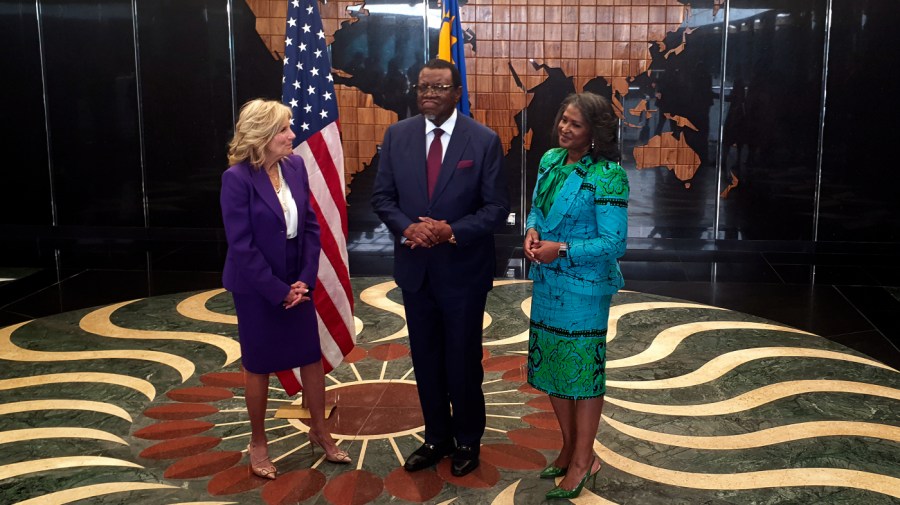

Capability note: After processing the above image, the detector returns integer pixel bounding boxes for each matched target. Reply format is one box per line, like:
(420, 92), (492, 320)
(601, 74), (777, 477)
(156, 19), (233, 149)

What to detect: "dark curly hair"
(422, 58), (461, 88)
(551, 92), (620, 162)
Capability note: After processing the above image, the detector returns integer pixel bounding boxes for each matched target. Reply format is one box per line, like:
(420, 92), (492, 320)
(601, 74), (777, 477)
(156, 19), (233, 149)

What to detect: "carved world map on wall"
(248, 0), (721, 191)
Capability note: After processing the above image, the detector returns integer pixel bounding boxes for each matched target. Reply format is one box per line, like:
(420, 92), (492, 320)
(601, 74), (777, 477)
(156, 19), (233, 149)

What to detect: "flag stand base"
(273, 403), (335, 419)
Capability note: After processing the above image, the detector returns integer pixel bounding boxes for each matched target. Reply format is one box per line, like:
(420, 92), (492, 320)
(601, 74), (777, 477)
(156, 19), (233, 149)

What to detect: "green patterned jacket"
(525, 148), (629, 296)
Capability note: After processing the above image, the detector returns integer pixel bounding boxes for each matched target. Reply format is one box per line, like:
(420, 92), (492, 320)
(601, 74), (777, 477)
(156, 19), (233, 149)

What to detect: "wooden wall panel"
(247, 0), (692, 190)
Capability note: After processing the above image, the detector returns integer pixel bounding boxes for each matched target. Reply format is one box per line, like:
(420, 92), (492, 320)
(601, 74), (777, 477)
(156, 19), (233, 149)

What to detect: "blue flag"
(438, 0), (470, 116)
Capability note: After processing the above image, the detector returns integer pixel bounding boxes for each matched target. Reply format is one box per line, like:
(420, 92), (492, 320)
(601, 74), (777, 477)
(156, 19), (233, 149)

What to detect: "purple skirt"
(232, 237), (321, 374)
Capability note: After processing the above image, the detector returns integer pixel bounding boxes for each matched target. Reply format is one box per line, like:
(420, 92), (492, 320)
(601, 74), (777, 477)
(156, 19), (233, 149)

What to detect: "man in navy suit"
(372, 59), (509, 477)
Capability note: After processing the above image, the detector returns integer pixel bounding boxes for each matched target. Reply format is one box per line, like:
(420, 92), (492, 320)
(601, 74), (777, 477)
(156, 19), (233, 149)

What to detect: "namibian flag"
(438, 0), (470, 116)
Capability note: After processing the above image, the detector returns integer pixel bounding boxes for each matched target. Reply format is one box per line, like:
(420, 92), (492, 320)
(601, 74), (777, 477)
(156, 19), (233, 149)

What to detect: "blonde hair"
(227, 99), (292, 169)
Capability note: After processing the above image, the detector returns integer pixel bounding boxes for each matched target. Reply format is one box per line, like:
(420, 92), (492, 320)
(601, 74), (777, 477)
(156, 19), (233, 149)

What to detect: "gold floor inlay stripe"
(606, 380), (900, 416)
(0, 428), (127, 446)
(594, 439), (900, 498)
(362, 279), (527, 343)
(0, 400), (132, 422)
(13, 482), (177, 505)
(176, 289), (236, 324)
(608, 321), (814, 368)
(607, 347), (895, 389)
(0, 372), (155, 400)
(359, 280), (408, 342)
(490, 280), (532, 287)
(0, 321), (195, 382)
(607, 302), (726, 342)
(490, 480), (521, 505)
(602, 416), (900, 449)
(79, 300), (241, 366)
(0, 456), (142, 481)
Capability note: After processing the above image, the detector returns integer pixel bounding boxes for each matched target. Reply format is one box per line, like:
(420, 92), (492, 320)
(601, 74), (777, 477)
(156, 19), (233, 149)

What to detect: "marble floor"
(1, 270), (898, 504)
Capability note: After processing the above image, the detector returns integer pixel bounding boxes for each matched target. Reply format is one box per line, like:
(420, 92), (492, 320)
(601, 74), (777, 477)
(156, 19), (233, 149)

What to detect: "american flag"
(276, 0), (355, 395)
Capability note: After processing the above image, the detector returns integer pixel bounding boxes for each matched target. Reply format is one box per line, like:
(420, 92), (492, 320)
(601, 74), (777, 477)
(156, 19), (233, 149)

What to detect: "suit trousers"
(402, 277), (488, 447)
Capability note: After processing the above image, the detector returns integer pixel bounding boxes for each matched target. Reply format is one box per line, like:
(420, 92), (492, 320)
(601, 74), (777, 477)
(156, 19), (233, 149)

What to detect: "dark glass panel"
(232, 0), (281, 106)
(717, 1), (825, 241)
(0, 1), (51, 227)
(617, 8), (724, 242)
(819, 1), (900, 242)
(137, 0), (233, 228)
(514, 63), (577, 238)
(41, 0), (143, 227)
(332, 2), (427, 270)
(331, 1), (426, 119)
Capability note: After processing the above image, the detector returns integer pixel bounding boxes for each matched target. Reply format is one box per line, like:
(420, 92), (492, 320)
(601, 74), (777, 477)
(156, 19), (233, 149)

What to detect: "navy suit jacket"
(221, 155), (321, 305)
(372, 113), (510, 295)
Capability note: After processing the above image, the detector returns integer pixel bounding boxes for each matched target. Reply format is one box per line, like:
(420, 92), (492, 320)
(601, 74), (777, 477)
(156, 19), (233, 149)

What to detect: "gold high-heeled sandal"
(308, 431), (351, 464)
(247, 443), (277, 480)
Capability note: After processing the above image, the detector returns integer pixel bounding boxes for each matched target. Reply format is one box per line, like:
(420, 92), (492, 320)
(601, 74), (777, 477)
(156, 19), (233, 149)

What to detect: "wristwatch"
(557, 242), (568, 258)
(449, 233), (457, 245)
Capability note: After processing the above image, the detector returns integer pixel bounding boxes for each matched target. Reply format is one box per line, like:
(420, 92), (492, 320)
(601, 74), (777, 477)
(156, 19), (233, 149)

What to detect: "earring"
(591, 139), (595, 150)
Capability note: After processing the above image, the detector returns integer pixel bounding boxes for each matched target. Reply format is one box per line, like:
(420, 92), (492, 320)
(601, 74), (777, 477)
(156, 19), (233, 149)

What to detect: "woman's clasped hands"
(283, 281), (311, 309)
(523, 228), (562, 265)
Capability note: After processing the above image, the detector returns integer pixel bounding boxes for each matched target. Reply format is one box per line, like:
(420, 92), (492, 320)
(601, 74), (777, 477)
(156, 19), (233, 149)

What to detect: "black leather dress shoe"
(451, 445), (480, 477)
(403, 442), (454, 472)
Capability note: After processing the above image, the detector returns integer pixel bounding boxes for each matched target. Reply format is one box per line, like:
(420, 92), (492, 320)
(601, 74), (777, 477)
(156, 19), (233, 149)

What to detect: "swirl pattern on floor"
(0, 277), (897, 504)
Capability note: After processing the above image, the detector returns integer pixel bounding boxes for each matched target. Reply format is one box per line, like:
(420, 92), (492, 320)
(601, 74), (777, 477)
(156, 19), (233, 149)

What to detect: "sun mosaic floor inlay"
(0, 277), (898, 504)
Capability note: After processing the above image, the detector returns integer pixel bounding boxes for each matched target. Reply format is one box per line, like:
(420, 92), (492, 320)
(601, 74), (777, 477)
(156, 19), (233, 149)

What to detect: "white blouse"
(275, 163), (299, 239)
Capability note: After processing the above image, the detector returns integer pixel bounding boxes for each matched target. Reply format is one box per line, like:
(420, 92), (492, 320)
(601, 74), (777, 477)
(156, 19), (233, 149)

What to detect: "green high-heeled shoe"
(539, 463), (567, 479)
(545, 457), (600, 500)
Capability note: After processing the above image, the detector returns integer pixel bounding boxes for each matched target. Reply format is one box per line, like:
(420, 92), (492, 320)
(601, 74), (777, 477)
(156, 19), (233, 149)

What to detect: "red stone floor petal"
(517, 383), (542, 395)
(435, 458), (500, 489)
(374, 382), (420, 409)
(507, 427), (563, 450)
(200, 371), (245, 388)
(143, 402), (218, 420)
(479, 443), (546, 470)
(302, 382), (423, 437)
(344, 345), (367, 363)
(356, 407), (423, 436)
(139, 436), (221, 460)
(163, 450), (243, 479)
(167, 386), (234, 402)
(260, 469), (326, 505)
(383, 467), (443, 502)
(322, 470), (384, 505)
(501, 366), (528, 382)
(331, 383), (389, 408)
(318, 405), (373, 437)
(207, 464), (269, 495)
(368, 343), (410, 361)
(483, 355), (526, 372)
(133, 420), (215, 440)
(525, 395), (553, 411)
(522, 411), (560, 430)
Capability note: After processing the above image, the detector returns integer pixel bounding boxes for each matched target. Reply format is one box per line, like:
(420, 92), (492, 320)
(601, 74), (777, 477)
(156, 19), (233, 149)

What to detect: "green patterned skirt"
(527, 283), (612, 400)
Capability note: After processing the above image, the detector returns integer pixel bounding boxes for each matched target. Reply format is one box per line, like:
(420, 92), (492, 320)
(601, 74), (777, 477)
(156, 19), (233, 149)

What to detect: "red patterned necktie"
(427, 128), (443, 198)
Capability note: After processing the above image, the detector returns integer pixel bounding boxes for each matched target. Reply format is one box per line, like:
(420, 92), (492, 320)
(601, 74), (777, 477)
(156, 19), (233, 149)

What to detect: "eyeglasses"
(412, 83), (456, 94)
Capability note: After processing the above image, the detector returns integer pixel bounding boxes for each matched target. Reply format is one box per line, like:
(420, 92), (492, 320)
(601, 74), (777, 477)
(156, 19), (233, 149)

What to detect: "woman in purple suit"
(221, 99), (350, 480)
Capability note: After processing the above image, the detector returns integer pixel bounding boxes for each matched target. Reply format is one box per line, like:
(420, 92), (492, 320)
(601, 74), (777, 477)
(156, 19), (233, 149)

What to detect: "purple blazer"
(220, 154), (321, 305)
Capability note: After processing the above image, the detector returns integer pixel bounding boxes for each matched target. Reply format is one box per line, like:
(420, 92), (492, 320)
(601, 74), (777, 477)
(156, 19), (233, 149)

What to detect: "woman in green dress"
(524, 92), (629, 499)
